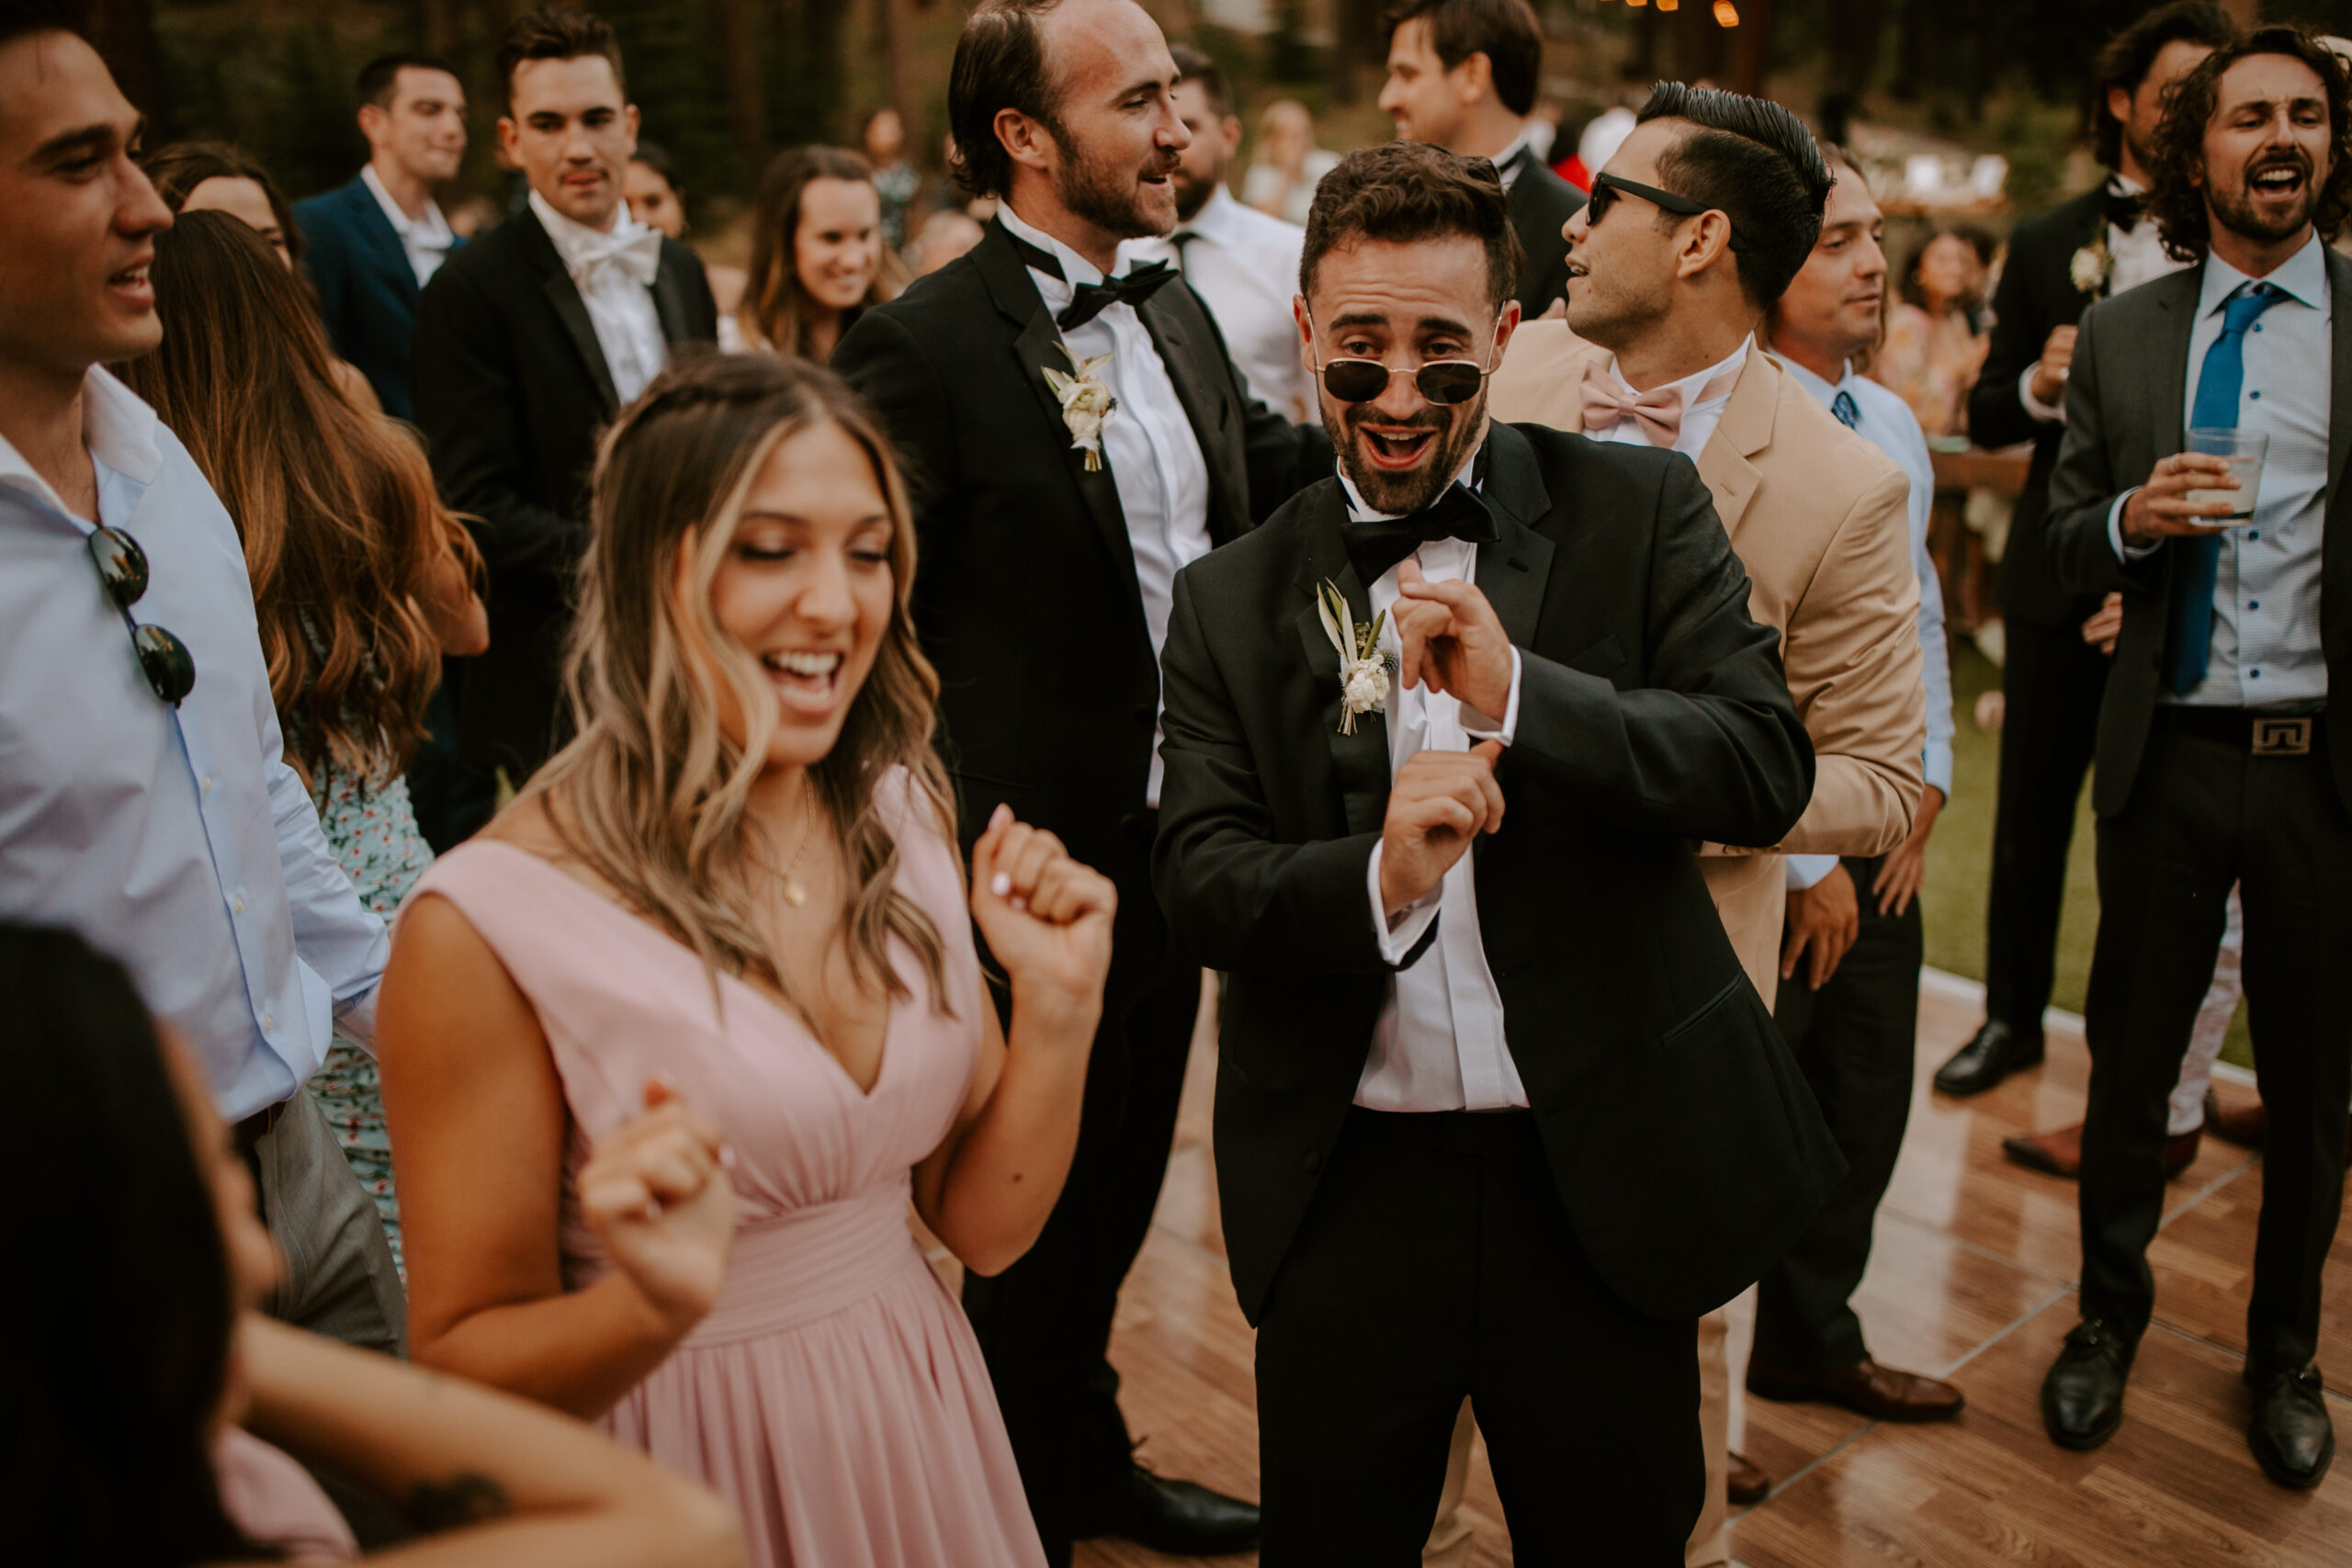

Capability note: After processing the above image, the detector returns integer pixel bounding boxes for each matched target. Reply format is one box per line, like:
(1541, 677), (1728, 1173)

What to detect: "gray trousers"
(252, 1087), (406, 1356)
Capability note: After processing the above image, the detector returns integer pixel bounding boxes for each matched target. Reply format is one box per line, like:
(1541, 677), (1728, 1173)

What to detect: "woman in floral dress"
(119, 210), (486, 1268)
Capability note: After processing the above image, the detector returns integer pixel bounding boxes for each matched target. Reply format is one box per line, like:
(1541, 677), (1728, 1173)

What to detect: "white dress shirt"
(1589, 336), (1752, 460)
(528, 187), (668, 406)
(0, 369), (388, 1121)
(1778, 355), (1959, 889)
(1346, 446), (1530, 1112)
(2018, 175), (2191, 424)
(1134, 186), (1316, 423)
(360, 163), (456, 289)
(1490, 122), (1544, 191)
(1000, 203), (1214, 807)
(2107, 232), (2331, 710)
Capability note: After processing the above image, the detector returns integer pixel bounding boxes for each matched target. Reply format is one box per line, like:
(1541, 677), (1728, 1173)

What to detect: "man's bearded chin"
(1058, 141), (1181, 240)
(1329, 392), (1487, 516)
(2211, 151), (2323, 243)
(1173, 167), (1215, 222)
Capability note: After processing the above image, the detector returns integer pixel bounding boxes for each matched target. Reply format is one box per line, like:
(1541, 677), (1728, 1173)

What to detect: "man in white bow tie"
(414, 5), (717, 810)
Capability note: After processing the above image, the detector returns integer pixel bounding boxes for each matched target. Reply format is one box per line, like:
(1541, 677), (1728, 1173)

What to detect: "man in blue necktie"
(2040, 26), (2352, 1490)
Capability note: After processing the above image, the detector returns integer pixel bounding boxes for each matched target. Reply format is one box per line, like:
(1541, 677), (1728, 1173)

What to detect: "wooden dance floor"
(1047, 976), (2352, 1567)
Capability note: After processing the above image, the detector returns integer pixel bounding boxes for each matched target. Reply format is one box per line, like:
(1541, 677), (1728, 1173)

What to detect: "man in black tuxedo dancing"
(833, 0), (1324, 1558)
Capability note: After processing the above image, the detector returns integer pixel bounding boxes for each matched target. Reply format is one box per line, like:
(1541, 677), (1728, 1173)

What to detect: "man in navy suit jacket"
(295, 53), (468, 420)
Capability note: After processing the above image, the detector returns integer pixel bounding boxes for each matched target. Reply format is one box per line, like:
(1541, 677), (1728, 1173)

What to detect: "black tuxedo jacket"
(2044, 248), (2352, 817)
(832, 220), (1328, 888)
(1152, 421), (1843, 1325)
(413, 208), (717, 776)
(294, 174), (456, 421)
(1970, 185), (2113, 628)
(1506, 153), (1584, 321)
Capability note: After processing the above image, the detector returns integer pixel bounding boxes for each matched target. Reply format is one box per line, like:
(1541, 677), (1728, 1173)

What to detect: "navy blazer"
(294, 173), (451, 420)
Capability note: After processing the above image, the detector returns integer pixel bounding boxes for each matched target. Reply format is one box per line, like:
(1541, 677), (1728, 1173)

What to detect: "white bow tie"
(573, 226), (662, 291)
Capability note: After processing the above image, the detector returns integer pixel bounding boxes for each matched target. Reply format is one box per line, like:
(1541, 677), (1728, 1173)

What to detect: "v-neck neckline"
(466, 839), (898, 1101)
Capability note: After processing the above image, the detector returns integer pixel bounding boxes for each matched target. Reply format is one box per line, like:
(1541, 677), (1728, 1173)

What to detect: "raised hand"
(2029, 323), (2077, 407)
(1393, 558), (1515, 720)
(2120, 452), (2238, 545)
(578, 1080), (736, 1337)
(970, 804), (1116, 1028)
(1378, 739), (1504, 919)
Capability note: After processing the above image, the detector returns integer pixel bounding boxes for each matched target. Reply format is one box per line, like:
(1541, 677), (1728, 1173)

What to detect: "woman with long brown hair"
(377, 354), (1113, 1568)
(117, 209), (487, 1270)
(729, 146), (907, 361)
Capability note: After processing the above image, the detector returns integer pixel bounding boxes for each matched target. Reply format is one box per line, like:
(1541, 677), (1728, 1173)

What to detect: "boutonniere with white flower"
(2069, 236), (2113, 298)
(1043, 344), (1118, 472)
(1316, 579), (1390, 736)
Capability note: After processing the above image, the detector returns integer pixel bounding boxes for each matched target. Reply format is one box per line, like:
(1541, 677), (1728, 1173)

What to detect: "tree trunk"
(83, 0), (165, 122)
(709, 0), (767, 177)
(1729, 0), (1773, 98)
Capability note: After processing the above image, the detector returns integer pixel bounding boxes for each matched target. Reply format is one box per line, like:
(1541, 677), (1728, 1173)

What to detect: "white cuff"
(1458, 647), (1522, 745)
(2109, 489), (2160, 562)
(1785, 853), (1839, 891)
(2018, 364), (2066, 425)
(1366, 840), (1442, 964)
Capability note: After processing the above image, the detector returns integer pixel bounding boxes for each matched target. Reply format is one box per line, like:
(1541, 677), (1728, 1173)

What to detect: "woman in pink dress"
(378, 355), (1116, 1568)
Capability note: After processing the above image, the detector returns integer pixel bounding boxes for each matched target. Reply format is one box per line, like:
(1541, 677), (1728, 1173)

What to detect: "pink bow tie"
(1578, 362), (1738, 447)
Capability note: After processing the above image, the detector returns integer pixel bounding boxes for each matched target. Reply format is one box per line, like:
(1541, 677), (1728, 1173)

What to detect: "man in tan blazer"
(1476, 85), (1927, 1568)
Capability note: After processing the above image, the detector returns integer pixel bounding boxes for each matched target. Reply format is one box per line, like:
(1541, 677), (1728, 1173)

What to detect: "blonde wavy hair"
(524, 353), (955, 1011)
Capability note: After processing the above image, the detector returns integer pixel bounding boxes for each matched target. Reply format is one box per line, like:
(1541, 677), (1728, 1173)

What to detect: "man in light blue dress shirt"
(0, 19), (401, 1351)
(2041, 29), (2352, 1489)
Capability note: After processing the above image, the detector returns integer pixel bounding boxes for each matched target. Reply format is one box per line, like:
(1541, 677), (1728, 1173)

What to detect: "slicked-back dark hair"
(0, 0), (86, 51)
(2089, 0), (2235, 172)
(949, 0), (1068, 199)
(495, 5), (627, 115)
(1638, 80), (1832, 310)
(356, 51), (460, 112)
(1170, 41), (1231, 118)
(2145, 25), (2352, 263)
(1381, 0), (1543, 118)
(1301, 140), (1519, 308)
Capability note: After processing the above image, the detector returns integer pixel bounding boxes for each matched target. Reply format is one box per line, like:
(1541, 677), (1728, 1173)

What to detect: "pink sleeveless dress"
(401, 772), (1045, 1568)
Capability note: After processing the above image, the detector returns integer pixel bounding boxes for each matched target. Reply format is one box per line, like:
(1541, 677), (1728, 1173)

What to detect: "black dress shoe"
(1934, 1021), (2044, 1098)
(2041, 1318), (2134, 1450)
(2246, 1363), (2335, 1489)
(1071, 1465), (1261, 1554)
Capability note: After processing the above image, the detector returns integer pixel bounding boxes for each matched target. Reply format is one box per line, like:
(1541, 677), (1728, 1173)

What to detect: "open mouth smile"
(761, 649), (847, 716)
(107, 258), (153, 308)
(1360, 426), (1440, 469)
(2248, 162), (2308, 201)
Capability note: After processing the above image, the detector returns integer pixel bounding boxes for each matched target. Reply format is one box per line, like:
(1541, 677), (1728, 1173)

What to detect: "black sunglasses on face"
(1587, 173), (1749, 253)
(1310, 311), (1505, 406)
(87, 526), (197, 705)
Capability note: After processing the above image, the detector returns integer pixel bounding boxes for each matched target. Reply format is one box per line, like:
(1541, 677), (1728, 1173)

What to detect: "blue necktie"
(1831, 389), (1860, 428)
(2165, 282), (2285, 694)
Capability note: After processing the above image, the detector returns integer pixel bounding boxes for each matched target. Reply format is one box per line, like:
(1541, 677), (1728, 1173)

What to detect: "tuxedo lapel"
(516, 209), (620, 416)
(1140, 288), (1242, 541)
(345, 179), (418, 306)
(1476, 424), (1555, 647)
(1292, 486), (1390, 838)
(2148, 265), (2199, 457)
(650, 247), (695, 346)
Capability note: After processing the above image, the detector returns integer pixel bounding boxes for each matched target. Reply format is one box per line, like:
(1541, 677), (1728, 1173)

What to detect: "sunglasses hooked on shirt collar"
(1586, 173), (1750, 253)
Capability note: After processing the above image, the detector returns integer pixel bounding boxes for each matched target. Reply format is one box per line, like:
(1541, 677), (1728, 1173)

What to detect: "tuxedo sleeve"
(2043, 306), (2149, 598)
(831, 309), (964, 556)
(413, 264), (582, 577)
(1505, 457), (1815, 846)
(1968, 231), (2048, 449)
(1152, 571), (1425, 977)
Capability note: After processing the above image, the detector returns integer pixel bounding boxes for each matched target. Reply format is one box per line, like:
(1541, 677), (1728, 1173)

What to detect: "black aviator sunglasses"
(87, 526), (198, 705)
(1308, 310), (1507, 407)
(1586, 173), (1749, 253)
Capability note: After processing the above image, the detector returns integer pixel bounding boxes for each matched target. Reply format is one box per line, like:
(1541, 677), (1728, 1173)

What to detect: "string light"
(1714, 0), (1738, 21)
(1657, 0), (1677, 11)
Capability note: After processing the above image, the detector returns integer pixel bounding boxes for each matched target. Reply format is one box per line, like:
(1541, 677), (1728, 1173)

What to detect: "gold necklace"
(776, 807), (820, 909)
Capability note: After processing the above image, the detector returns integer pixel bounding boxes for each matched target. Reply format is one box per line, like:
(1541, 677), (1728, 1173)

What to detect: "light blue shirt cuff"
(2109, 488), (2161, 561)
(1925, 743), (1955, 802)
(1786, 853), (1839, 891)
(1367, 840), (1442, 964)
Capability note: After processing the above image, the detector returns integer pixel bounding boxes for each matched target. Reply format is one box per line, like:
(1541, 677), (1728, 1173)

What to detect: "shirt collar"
(360, 163), (453, 249)
(528, 186), (646, 270)
(2199, 229), (2329, 319)
(2109, 172), (2148, 197)
(1605, 334), (1751, 412)
(1001, 200), (1154, 310)
(1773, 350), (1849, 404)
(1176, 184), (1245, 247)
(1491, 122), (1543, 190)
(0, 365), (162, 519)
(1337, 439), (1485, 523)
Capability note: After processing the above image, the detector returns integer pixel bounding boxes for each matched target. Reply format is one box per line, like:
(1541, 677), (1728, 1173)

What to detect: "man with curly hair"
(2038, 24), (2352, 1491)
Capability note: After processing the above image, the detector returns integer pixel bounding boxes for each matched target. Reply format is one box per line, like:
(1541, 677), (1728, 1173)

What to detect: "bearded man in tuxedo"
(832, 0), (1323, 1558)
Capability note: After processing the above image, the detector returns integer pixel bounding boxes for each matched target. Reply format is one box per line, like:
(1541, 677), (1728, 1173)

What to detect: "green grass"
(1918, 639), (2252, 1069)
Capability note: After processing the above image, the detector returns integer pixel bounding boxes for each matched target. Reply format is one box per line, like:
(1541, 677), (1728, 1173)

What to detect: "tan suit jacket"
(1489, 322), (1926, 1008)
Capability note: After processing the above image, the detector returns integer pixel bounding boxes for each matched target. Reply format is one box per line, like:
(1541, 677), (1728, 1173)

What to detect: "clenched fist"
(1379, 740), (1504, 919)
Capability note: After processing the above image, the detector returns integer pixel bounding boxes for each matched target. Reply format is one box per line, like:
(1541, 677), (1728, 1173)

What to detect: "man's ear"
(1458, 51), (1494, 107)
(2108, 85), (2134, 135)
(1489, 298), (1523, 367)
(1676, 212), (1736, 283)
(496, 117), (520, 164)
(1220, 114), (1244, 160)
(357, 102), (387, 148)
(623, 103), (641, 159)
(997, 108), (1056, 175)
(1295, 294), (1317, 372)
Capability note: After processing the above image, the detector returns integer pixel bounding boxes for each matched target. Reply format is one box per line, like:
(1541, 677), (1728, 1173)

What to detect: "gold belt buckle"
(2251, 716), (2313, 756)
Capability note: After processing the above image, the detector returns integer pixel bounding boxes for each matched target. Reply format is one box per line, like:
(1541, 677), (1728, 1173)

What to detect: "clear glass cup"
(2183, 427), (2267, 524)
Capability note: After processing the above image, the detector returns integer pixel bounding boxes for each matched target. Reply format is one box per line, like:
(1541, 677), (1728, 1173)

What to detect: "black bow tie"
(1342, 481), (1499, 587)
(1004, 229), (1178, 330)
(2103, 183), (2144, 235)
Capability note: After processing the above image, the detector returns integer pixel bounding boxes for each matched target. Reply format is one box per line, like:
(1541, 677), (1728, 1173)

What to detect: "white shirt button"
(201, 775), (214, 793)
(261, 1012), (274, 1031)
(232, 896), (245, 913)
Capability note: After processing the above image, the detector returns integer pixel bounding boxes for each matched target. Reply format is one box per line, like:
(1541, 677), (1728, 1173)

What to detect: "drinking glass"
(2183, 427), (2267, 524)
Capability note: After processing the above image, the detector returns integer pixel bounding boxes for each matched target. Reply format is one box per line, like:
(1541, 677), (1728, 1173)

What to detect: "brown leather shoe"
(2000, 1122), (2199, 1180)
(1747, 1356), (1967, 1423)
(2205, 1090), (2267, 1148)
(1726, 1450), (1771, 1506)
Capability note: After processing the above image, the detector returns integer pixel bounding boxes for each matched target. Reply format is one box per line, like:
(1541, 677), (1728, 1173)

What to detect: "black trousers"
(1255, 1109), (1702, 1567)
(961, 832), (1200, 1568)
(2080, 721), (2352, 1371)
(1984, 618), (2109, 1040)
(1754, 854), (1924, 1371)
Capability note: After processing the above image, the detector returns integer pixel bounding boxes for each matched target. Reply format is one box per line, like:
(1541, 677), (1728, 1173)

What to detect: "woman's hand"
(578, 1081), (736, 1337)
(969, 804), (1115, 1028)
